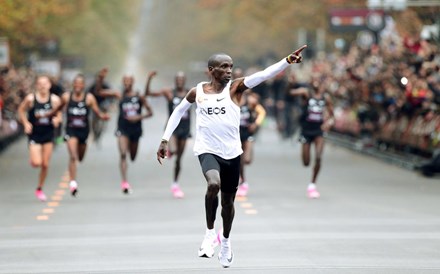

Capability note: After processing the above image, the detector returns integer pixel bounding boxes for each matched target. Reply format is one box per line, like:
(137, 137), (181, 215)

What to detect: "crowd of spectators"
(250, 32), (439, 160)
(0, 66), (35, 144)
(314, 35), (440, 158)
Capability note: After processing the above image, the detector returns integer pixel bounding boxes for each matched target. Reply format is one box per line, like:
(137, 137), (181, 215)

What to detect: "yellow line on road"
(36, 215), (49, 221)
(36, 171), (68, 221)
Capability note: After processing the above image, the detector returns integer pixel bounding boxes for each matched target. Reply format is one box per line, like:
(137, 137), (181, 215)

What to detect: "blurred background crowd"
(234, 33), (440, 162)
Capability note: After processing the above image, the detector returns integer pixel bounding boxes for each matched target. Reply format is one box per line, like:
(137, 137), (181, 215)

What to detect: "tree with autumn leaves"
(0, 0), (141, 74)
(0, 0), (436, 75)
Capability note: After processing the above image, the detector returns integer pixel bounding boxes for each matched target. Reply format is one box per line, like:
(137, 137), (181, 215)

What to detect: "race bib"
(126, 110), (137, 117)
(307, 113), (322, 122)
(37, 117), (50, 125)
(72, 118), (85, 127)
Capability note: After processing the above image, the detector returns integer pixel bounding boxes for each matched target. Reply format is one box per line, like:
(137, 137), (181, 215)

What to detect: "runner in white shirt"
(156, 45), (307, 268)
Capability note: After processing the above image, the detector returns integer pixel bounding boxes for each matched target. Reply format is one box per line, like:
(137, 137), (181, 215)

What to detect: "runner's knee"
(120, 152), (127, 161)
(69, 154), (78, 162)
(303, 159), (310, 167)
(30, 160), (41, 168)
(314, 157), (321, 167)
(207, 180), (220, 195)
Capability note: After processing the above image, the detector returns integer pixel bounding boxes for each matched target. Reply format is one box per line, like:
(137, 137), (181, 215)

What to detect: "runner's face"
(211, 56), (233, 85)
(73, 78), (85, 94)
(232, 68), (243, 80)
(36, 76), (51, 93)
(123, 76), (133, 90)
(175, 76), (185, 89)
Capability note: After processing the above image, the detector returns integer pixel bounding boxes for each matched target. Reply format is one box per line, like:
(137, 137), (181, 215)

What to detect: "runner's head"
(72, 74), (86, 94)
(208, 53), (233, 85)
(122, 75), (134, 92)
(35, 75), (52, 94)
(175, 71), (186, 89)
(232, 68), (243, 80)
(247, 92), (260, 109)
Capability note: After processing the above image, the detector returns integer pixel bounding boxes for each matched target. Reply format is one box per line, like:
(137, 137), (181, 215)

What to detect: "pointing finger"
(294, 45), (307, 55)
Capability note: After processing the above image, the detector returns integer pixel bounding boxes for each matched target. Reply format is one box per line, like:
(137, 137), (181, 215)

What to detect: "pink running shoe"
(171, 184), (184, 199)
(35, 189), (47, 202)
(307, 188), (320, 199)
(121, 181), (132, 194)
(236, 182), (249, 197)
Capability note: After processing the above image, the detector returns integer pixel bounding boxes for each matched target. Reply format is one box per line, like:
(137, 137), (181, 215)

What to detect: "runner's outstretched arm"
(234, 45), (307, 94)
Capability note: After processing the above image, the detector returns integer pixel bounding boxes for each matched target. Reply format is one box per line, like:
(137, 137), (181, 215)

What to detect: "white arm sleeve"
(243, 58), (290, 89)
(161, 98), (192, 141)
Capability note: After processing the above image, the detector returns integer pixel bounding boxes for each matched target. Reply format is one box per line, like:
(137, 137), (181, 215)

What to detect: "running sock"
(37, 187), (42, 191)
(69, 180), (78, 188)
(307, 183), (316, 190)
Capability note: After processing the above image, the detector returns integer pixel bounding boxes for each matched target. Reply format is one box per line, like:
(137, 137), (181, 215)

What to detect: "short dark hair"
(74, 73), (85, 82)
(208, 53), (230, 68)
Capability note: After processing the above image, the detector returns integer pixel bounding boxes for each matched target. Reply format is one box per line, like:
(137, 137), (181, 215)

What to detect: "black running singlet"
(118, 94), (142, 132)
(28, 94), (54, 142)
(66, 93), (89, 130)
(168, 89), (190, 137)
(240, 103), (256, 128)
(300, 95), (325, 135)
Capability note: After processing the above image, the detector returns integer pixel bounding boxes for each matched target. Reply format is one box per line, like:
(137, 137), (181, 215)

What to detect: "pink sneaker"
(35, 189), (47, 202)
(307, 188), (320, 199)
(171, 184), (184, 199)
(121, 181), (132, 194)
(236, 182), (249, 197)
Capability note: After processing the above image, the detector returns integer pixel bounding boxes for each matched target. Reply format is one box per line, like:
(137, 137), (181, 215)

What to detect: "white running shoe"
(69, 180), (78, 197)
(218, 234), (234, 268)
(198, 229), (218, 258)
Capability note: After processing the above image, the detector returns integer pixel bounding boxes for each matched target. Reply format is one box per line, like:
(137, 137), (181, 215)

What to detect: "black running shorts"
(115, 128), (142, 142)
(198, 153), (240, 193)
(299, 131), (323, 144)
(64, 128), (89, 144)
(28, 129), (54, 145)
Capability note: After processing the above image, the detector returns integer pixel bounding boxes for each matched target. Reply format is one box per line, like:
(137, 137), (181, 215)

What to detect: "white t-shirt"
(193, 81), (243, 159)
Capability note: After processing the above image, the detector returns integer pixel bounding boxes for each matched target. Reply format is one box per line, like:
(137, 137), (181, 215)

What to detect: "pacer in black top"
(18, 75), (62, 202)
(59, 74), (110, 197)
(145, 70), (189, 198)
(115, 75), (153, 194)
(289, 80), (334, 199)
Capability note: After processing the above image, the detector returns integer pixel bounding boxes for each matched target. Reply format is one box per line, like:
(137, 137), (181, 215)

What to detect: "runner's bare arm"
(87, 93), (109, 120)
(144, 71), (173, 100)
(289, 87), (309, 97)
(321, 94), (335, 132)
(141, 96), (153, 119)
(51, 95), (63, 128)
(17, 94), (33, 134)
(96, 68), (120, 99)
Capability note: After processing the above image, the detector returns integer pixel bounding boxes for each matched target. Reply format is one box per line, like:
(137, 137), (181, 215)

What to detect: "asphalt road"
(1, 100), (439, 274)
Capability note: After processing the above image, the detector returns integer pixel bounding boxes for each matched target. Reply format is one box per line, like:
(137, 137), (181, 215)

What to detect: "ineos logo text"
(201, 107), (226, 115)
